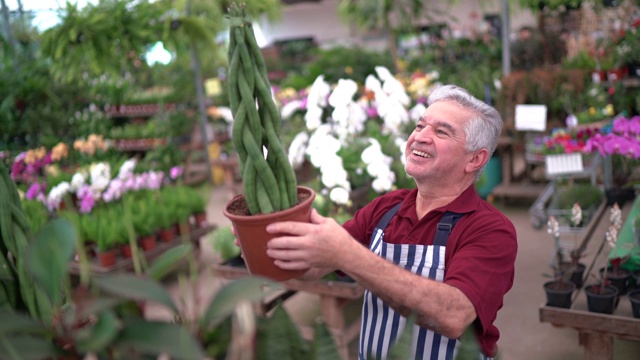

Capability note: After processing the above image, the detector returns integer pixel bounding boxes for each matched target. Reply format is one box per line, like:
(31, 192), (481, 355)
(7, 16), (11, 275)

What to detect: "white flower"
(288, 131), (309, 168)
(605, 224), (618, 248)
(395, 138), (408, 165)
(329, 186), (350, 205)
(328, 79), (358, 108)
(216, 106), (234, 123)
(320, 157), (349, 189)
(118, 158), (137, 180)
(571, 203), (582, 227)
(364, 74), (382, 94)
(90, 162), (111, 193)
(307, 75), (331, 108)
(372, 170), (395, 192)
(304, 105), (323, 130)
(281, 99), (304, 120)
(547, 216), (559, 238)
(410, 103), (427, 122)
(70, 172), (86, 192)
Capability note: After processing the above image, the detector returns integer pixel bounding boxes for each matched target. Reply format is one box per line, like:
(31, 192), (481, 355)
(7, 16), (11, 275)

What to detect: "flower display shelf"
(539, 197), (640, 360)
(105, 103), (177, 118)
(110, 138), (167, 152)
(213, 261), (364, 360)
(68, 224), (215, 275)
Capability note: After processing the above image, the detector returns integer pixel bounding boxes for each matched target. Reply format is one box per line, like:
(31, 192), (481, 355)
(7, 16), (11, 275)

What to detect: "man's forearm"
(339, 242), (476, 339)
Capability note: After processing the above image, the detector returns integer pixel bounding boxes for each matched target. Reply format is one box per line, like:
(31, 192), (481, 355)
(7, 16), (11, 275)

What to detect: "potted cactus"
(222, 3), (315, 281)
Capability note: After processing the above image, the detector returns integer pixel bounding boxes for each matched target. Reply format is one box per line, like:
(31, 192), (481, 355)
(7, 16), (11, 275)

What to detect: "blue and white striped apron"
(358, 203), (491, 360)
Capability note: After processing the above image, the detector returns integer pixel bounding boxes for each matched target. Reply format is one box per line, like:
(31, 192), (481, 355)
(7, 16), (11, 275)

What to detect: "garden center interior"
(1, 0), (640, 359)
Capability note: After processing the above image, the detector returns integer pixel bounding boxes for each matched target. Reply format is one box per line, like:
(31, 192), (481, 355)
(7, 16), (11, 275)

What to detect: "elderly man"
(265, 84), (517, 360)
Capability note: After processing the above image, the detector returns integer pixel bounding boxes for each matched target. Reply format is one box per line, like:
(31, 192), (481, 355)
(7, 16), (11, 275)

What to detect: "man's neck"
(414, 182), (471, 219)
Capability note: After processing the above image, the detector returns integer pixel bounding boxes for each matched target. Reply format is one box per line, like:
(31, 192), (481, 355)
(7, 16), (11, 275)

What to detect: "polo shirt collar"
(398, 185), (480, 219)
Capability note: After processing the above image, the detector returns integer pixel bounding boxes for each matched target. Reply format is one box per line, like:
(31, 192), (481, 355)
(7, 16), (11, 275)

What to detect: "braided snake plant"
(227, 3), (298, 215)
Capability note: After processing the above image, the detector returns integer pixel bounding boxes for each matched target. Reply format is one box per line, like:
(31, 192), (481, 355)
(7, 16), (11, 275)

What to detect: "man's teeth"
(413, 150), (432, 158)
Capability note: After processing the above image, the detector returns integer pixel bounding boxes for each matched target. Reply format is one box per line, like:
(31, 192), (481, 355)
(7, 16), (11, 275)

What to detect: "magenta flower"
(170, 166), (183, 180)
(10, 160), (25, 179)
(25, 182), (46, 200)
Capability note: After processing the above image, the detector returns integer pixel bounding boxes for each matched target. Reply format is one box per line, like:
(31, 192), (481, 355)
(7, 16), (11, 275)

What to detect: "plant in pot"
(583, 115), (640, 207)
(187, 187), (207, 228)
(585, 224), (622, 314)
(222, 3), (316, 281)
(601, 228), (633, 297)
(156, 192), (177, 242)
(95, 215), (117, 267)
(210, 225), (243, 266)
(543, 216), (576, 308)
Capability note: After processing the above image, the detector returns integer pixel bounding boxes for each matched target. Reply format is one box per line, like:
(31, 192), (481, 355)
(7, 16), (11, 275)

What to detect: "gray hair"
(427, 84), (503, 180)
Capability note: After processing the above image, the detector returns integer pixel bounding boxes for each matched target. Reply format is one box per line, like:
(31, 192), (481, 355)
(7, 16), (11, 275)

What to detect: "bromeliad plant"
(227, 3), (297, 215)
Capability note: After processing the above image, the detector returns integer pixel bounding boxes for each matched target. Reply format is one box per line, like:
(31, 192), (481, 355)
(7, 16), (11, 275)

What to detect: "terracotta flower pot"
(97, 249), (117, 267)
(120, 244), (133, 259)
(223, 186), (315, 281)
(193, 212), (207, 228)
(139, 234), (157, 251)
(158, 227), (176, 242)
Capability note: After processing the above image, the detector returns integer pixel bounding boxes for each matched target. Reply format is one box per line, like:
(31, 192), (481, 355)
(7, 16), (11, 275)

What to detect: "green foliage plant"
(227, 3), (297, 215)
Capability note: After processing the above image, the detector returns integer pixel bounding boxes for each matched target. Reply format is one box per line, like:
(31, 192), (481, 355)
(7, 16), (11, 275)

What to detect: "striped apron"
(358, 203), (491, 360)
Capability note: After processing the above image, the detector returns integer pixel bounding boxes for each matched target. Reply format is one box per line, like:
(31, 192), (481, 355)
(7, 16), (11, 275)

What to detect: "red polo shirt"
(342, 185), (517, 357)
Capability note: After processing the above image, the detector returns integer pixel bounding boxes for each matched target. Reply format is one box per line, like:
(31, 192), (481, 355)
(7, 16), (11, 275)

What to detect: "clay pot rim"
(223, 186), (316, 224)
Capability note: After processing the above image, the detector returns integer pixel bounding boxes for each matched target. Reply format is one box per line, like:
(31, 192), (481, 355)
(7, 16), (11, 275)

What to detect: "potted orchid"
(582, 115), (640, 206)
(284, 67), (427, 214)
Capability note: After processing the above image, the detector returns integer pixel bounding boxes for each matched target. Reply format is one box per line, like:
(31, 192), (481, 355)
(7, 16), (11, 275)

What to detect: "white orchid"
(281, 99), (304, 120)
(117, 158), (137, 180)
(90, 162), (111, 193)
(288, 131), (309, 168)
(329, 186), (351, 205)
(70, 172), (86, 192)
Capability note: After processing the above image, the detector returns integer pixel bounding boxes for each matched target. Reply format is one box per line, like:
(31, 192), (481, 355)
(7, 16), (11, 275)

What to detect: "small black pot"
(585, 284), (619, 314)
(599, 266), (631, 295)
(544, 280), (576, 308)
(605, 187), (636, 207)
(629, 289), (640, 319)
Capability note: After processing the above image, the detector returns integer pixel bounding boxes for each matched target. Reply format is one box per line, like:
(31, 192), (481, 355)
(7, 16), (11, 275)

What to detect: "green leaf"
(74, 310), (120, 353)
(455, 326), (483, 360)
(77, 297), (124, 319)
(25, 218), (76, 306)
(201, 277), (281, 328)
(310, 320), (341, 359)
(146, 244), (192, 282)
(256, 305), (309, 359)
(0, 309), (48, 335)
(113, 318), (204, 360)
(0, 335), (57, 360)
(93, 274), (178, 314)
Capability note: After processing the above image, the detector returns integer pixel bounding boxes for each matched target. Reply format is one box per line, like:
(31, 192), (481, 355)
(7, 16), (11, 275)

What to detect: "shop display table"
(539, 195), (640, 359)
(213, 262), (364, 360)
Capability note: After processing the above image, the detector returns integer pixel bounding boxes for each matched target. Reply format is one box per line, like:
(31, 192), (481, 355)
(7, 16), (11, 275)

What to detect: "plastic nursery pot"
(584, 284), (619, 314)
(544, 280), (576, 308)
(629, 289), (640, 319)
(223, 186), (315, 282)
(599, 266), (631, 295)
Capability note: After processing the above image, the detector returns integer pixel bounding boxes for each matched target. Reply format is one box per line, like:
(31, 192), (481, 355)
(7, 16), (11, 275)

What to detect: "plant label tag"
(515, 104), (547, 132)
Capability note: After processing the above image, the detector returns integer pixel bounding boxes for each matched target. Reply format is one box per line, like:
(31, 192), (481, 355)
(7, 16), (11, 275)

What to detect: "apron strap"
(375, 202), (403, 231)
(434, 211), (464, 247)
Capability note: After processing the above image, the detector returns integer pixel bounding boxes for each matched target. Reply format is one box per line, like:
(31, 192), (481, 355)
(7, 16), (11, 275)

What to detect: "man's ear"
(465, 149), (489, 174)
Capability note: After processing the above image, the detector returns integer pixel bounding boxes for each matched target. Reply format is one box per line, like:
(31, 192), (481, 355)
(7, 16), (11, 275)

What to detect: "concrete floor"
(150, 184), (640, 359)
